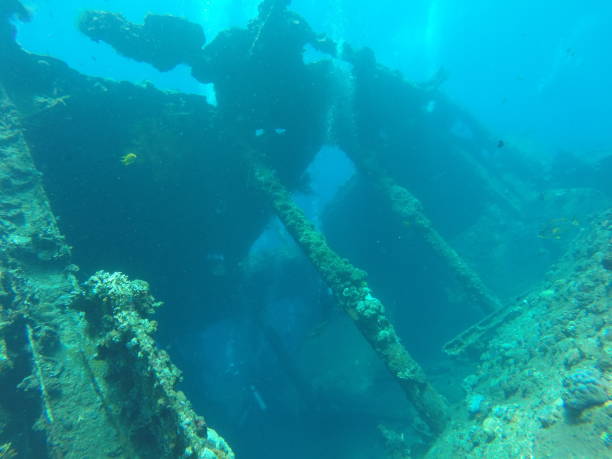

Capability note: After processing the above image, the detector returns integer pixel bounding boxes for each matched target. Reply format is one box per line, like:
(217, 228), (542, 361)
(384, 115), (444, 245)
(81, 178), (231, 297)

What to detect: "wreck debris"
(345, 149), (502, 315)
(249, 157), (449, 437)
(427, 209), (612, 459)
(1, 82), (122, 458)
(57, 0), (516, 443)
(2, 0), (606, 457)
(0, 80), (234, 457)
(378, 175), (502, 314)
(442, 304), (522, 357)
(333, 46), (506, 315)
(79, 11), (206, 71)
(25, 324), (54, 424)
(75, 271), (235, 459)
(76, 0), (504, 324)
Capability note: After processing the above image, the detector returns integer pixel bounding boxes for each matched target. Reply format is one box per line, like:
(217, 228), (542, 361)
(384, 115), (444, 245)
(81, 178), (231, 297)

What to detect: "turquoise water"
(4, 1), (611, 458)
(17, 0), (612, 152)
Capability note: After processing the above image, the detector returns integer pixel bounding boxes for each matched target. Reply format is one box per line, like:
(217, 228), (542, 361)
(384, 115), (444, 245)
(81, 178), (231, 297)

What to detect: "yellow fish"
(538, 226), (561, 240)
(120, 152), (137, 166)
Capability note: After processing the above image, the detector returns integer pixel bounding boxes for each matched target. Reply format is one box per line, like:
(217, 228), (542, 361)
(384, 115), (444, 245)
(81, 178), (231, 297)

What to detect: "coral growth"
(76, 271), (234, 459)
(562, 368), (609, 412)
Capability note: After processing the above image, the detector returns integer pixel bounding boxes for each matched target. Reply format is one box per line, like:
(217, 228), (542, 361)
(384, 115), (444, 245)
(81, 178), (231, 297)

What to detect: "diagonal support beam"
(347, 150), (502, 315)
(249, 158), (449, 437)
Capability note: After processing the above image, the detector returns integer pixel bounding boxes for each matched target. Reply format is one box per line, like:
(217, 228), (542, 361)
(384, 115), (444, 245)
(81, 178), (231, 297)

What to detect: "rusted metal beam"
(250, 157), (450, 437)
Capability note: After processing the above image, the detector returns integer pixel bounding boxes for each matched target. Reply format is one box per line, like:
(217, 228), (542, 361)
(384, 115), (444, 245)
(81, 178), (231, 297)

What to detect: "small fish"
(538, 227), (561, 240)
(497, 140), (505, 148)
(537, 217), (581, 240)
(120, 152), (137, 166)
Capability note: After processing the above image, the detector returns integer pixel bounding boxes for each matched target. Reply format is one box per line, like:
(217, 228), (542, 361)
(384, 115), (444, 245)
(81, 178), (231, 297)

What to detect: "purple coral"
(562, 368), (609, 412)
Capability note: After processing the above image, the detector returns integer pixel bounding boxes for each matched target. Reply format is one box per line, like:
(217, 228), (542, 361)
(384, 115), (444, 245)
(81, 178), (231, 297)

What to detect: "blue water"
(18, 0), (612, 152)
(8, 1), (612, 458)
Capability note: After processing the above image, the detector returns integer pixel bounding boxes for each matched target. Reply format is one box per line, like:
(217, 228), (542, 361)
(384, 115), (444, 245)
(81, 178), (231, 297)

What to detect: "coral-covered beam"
(250, 158), (449, 436)
(379, 174), (501, 314)
(349, 150), (502, 315)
